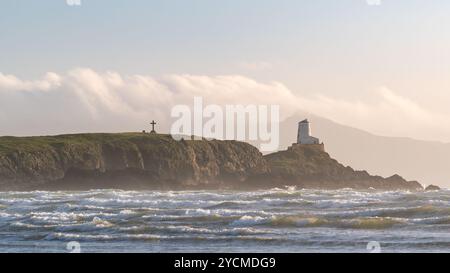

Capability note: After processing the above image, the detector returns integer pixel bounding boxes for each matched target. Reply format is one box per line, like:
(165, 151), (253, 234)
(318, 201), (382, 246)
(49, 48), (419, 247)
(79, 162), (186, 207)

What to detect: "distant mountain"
(278, 113), (450, 188)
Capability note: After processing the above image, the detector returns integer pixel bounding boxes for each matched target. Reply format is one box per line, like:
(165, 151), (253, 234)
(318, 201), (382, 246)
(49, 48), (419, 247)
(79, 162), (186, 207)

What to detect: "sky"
(1, 0), (450, 142)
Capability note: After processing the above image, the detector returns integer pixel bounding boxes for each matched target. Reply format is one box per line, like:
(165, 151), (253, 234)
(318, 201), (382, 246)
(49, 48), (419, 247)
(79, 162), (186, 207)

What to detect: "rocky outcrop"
(0, 133), (423, 191)
(259, 144), (423, 191)
(425, 185), (441, 191)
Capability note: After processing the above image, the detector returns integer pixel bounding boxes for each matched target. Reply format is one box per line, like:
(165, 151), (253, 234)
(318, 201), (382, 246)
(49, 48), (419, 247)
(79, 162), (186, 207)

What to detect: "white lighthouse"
(297, 119), (320, 144)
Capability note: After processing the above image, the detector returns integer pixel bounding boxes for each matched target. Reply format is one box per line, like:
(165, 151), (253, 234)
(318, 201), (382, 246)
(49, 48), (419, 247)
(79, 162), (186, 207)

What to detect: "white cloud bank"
(0, 68), (449, 142)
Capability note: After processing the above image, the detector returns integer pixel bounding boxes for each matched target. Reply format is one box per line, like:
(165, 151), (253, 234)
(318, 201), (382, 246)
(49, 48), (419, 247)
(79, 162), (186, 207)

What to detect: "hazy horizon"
(2, 0), (450, 144)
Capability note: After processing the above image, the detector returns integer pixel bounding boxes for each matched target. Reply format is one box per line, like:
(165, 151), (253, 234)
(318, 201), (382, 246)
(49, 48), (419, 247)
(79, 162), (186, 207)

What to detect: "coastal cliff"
(261, 144), (423, 191)
(0, 133), (422, 191)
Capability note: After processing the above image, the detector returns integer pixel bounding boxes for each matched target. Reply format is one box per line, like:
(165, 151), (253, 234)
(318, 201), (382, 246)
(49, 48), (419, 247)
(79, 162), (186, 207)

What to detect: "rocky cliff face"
(261, 144), (423, 191)
(0, 133), (268, 190)
(0, 133), (422, 191)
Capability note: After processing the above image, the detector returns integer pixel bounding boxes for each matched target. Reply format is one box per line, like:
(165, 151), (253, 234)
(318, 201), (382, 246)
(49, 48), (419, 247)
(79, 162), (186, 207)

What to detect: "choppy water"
(0, 188), (449, 253)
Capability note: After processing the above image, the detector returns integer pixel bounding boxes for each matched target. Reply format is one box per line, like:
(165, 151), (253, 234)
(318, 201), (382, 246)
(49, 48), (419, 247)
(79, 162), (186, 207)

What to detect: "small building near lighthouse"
(297, 119), (320, 145)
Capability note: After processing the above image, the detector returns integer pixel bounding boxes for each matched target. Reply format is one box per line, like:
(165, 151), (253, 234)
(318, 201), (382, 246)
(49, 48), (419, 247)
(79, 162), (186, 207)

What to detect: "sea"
(0, 187), (449, 253)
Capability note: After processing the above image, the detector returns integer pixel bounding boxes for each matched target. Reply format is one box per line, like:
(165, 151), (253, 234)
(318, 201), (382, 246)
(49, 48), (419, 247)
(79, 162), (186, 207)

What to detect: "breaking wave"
(0, 188), (449, 252)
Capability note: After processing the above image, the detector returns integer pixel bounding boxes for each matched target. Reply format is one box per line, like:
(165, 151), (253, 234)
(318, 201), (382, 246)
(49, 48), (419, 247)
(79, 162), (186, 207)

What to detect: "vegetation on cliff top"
(0, 133), (168, 154)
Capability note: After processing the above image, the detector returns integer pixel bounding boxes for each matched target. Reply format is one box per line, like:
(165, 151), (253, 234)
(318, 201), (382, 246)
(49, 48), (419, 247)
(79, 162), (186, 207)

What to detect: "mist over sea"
(0, 188), (449, 253)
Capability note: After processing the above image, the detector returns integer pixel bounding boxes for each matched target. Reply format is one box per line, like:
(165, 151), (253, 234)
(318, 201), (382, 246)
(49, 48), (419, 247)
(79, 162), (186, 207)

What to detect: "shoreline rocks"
(425, 185), (441, 191)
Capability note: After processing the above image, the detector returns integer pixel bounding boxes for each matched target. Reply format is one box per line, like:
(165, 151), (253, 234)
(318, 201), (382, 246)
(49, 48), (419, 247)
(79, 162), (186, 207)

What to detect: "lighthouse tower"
(297, 119), (320, 144)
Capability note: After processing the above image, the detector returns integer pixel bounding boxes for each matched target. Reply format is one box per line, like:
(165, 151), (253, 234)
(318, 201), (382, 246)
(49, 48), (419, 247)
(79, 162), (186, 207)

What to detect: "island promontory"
(0, 133), (422, 191)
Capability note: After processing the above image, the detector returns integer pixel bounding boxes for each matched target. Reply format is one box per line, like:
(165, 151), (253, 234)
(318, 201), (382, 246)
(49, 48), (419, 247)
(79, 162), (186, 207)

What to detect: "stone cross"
(150, 120), (156, 133)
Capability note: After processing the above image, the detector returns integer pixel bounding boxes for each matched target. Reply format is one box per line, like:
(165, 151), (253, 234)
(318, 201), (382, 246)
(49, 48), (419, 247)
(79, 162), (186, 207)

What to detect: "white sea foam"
(92, 216), (114, 227)
(1, 188), (449, 252)
(231, 215), (267, 226)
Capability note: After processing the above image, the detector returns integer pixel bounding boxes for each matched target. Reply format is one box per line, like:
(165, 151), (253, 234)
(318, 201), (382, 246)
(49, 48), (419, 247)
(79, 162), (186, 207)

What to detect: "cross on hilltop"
(150, 120), (156, 133)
